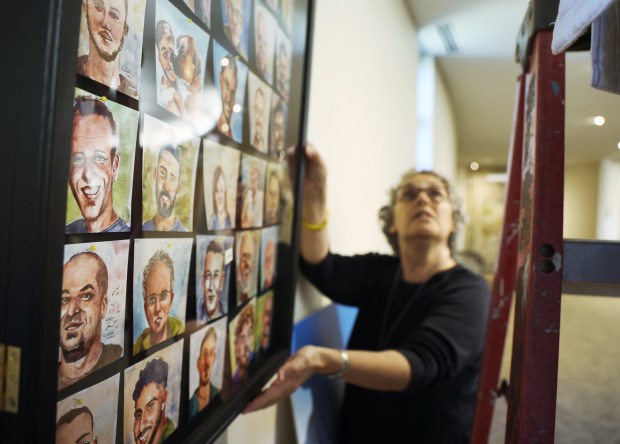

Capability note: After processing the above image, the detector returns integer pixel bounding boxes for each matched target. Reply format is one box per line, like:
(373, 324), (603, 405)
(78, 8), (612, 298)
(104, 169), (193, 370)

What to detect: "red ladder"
(471, 1), (620, 442)
(471, 1), (568, 442)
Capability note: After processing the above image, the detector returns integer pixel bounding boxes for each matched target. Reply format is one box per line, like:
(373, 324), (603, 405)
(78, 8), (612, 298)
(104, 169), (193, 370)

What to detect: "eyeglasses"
(144, 290), (172, 307)
(200, 347), (216, 360)
(396, 185), (448, 203)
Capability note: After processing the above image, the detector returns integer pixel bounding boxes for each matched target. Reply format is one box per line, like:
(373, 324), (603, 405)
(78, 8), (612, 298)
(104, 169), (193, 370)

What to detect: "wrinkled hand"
(286, 144), (328, 226)
(243, 346), (318, 413)
(286, 144), (327, 195)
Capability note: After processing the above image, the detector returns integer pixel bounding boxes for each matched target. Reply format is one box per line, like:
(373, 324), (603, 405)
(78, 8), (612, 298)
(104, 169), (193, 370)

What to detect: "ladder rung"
(562, 239), (620, 296)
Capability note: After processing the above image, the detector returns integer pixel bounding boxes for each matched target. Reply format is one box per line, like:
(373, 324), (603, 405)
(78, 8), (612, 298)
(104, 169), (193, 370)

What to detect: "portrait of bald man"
(59, 241), (128, 390)
(56, 373), (120, 443)
(56, 406), (97, 444)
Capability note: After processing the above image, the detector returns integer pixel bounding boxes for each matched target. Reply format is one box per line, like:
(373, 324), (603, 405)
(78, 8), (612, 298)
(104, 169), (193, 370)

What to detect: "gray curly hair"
(378, 170), (463, 257)
(143, 250), (175, 296)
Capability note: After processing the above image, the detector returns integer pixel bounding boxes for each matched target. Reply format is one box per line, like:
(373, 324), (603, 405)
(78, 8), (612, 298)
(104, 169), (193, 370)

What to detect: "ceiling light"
(233, 104), (241, 113)
(594, 116), (605, 126)
(470, 162), (480, 171)
(617, 141), (620, 149)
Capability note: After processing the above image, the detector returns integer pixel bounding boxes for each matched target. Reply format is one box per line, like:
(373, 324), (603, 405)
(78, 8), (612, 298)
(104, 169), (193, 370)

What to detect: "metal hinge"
(0, 343), (20, 413)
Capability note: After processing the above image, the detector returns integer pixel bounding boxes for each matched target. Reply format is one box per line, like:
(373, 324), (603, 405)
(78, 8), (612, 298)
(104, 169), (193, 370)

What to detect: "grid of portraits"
(58, 0), (293, 442)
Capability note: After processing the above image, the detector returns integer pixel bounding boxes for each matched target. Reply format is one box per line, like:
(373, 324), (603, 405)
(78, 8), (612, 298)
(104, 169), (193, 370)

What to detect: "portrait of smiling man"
(189, 327), (220, 417)
(252, 87), (267, 152)
(66, 95), (135, 234)
(223, 0), (248, 58)
(264, 166), (281, 225)
(141, 115), (199, 233)
(213, 41), (248, 142)
(77, 0), (142, 98)
(254, 3), (276, 83)
(275, 30), (291, 99)
(134, 250), (185, 354)
(216, 54), (238, 139)
(198, 238), (230, 323)
(143, 145), (186, 232)
(261, 230), (277, 290)
(58, 250), (122, 390)
(258, 292), (273, 351)
(240, 156), (266, 228)
(248, 73), (272, 154)
(236, 230), (260, 304)
(231, 302), (255, 384)
(270, 98), (287, 157)
(131, 358), (175, 444)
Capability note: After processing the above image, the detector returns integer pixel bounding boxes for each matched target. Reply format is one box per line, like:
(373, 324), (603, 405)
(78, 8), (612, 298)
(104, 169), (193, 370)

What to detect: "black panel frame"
(0, 0), (315, 442)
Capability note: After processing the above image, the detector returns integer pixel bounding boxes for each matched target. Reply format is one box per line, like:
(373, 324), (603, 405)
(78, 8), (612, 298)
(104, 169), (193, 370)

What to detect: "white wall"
(415, 57), (458, 184)
(228, 0), (421, 442)
(564, 163), (598, 239)
(307, 0), (420, 256)
(596, 158), (620, 240)
(432, 69), (458, 183)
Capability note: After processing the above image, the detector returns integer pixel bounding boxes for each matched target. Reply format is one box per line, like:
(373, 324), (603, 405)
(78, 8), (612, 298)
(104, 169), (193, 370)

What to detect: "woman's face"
(391, 173), (455, 247)
(215, 174), (226, 213)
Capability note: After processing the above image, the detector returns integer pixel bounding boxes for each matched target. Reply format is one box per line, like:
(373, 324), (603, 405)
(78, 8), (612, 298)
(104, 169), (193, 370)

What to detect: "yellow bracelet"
(301, 211), (328, 231)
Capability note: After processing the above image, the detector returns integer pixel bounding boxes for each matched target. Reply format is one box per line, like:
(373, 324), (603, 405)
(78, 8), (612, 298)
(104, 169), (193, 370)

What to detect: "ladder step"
(562, 239), (620, 296)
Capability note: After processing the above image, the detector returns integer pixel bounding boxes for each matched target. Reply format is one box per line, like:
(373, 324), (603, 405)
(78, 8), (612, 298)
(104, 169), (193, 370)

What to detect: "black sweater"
(300, 253), (490, 444)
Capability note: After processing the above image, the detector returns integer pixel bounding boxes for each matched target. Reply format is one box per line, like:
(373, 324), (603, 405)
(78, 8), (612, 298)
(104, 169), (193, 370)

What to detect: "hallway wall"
(228, 0), (424, 441)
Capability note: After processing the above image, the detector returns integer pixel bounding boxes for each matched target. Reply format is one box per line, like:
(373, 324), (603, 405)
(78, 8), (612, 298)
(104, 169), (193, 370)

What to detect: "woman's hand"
(287, 144), (330, 263)
(301, 144), (327, 196)
(287, 144), (327, 214)
(242, 346), (412, 414)
(243, 346), (323, 413)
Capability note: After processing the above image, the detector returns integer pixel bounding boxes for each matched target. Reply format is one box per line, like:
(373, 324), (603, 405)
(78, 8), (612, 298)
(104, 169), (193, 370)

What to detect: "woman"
(240, 187), (254, 228)
(209, 166), (232, 229)
(244, 146), (490, 443)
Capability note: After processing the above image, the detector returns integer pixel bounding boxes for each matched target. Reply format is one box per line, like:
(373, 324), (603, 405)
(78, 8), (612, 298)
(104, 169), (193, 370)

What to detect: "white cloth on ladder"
(552, 0), (620, 95)
(551, 0), (615, 54)
(591, 1), (620, 94)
